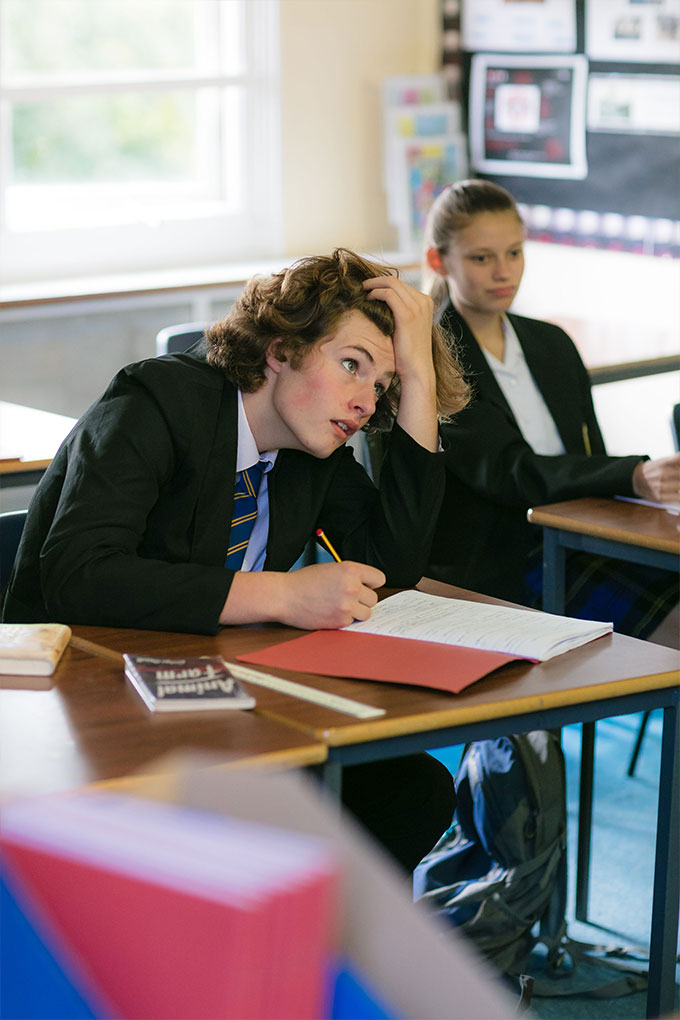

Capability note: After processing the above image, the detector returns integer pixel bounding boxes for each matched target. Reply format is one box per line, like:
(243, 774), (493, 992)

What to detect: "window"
(0, 0), (281, 283)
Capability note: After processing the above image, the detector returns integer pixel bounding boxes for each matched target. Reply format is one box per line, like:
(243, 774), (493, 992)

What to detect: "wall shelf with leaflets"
(451, 0), (680, 258)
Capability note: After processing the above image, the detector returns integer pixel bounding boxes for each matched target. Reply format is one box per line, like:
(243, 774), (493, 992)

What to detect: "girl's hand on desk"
(632, 452), (680, 503)
(220, 561), (385, 630)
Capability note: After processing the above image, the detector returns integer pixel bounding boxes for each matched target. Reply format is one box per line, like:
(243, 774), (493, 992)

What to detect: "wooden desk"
(5, 595), (677, 1017)
(0, 400), (76, 488)
(0, 628), (327, 798)
(196, 579), (675, 1020)
(527, 496), (680, 616)
(527, 496), (679, 929)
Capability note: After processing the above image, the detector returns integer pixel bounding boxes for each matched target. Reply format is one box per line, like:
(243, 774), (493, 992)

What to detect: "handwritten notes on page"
(344, 590), (612, 662)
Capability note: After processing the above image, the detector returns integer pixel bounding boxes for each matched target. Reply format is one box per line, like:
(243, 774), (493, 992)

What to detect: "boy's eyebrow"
(345, 344), (395, 386)
(346, 343), (376, 362)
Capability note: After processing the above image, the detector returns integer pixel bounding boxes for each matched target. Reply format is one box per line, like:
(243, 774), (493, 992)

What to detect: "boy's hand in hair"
(363, 277), (439, 451)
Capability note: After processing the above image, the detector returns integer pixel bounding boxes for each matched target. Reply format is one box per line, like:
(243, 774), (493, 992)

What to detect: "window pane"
(1, 0), (200, 77)
(12, 91), (197, 184)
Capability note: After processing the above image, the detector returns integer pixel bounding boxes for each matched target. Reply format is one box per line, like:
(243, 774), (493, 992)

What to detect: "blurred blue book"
(0, 867), (104, 1020)
(329, 956), (402, 1020)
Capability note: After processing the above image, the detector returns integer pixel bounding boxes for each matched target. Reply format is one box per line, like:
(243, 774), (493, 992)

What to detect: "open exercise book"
(239, 590), (612, 696)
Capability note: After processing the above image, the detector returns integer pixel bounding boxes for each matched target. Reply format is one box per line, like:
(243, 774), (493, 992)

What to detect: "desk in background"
(527, 496), (679, 617)
(18, 580), (678, 1018)
(0, 400), (76, 498)
(527, 496), (679, 941)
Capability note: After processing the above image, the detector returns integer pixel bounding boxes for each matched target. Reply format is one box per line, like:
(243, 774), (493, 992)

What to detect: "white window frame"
(0, 0), (282, 285)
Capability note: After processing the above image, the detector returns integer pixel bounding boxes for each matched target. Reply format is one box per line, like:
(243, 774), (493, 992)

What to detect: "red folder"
(238, 630), (529, 695)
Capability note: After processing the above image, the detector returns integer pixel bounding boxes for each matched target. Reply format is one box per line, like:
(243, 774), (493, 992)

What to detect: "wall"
(2, 0), (677, 468)
(514, 241), (680, 366)
(279, 0), (441, 256)
(513, 241), (679, 460)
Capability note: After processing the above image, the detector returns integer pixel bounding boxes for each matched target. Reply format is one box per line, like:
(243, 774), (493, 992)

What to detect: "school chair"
(155, 322), (208, 357)
(0, 509), (28, 594)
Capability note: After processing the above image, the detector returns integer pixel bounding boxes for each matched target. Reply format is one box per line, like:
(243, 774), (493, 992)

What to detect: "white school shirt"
(480, 318), (565, 456)
(235, 390), (277, 572)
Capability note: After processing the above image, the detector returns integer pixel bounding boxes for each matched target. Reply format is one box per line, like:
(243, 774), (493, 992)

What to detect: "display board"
(444, 0), (679, 256)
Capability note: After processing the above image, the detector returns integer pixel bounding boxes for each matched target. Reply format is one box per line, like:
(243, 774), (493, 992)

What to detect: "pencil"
(315, 528), (342, 563)
(581, 423), (592, 456)
(69, 635), (124, 663)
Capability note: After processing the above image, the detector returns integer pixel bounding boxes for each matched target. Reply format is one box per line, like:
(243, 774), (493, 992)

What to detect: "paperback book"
(123, 654), (256, 712)
(0, 623), (71, 676)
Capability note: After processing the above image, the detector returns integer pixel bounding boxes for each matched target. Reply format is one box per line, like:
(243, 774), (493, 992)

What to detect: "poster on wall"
(586, 0), (680, 63)
(462, 0), (577, 53)
(588, 74), (680, 135)
(469, 54), (588, 178)
(381, 74), (446, 109)
(394, 135), (468, 253)
(380, 73), (466, 253)
(383, 103), (461, 220)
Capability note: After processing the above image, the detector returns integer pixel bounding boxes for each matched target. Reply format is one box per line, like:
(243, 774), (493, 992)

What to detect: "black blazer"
(428, 302), (645, 603)
(3, 349), (446, 633)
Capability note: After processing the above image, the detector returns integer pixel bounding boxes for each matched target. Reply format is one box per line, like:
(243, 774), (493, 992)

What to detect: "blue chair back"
(0, 509), (28, 594)
(156, 322), (208, 356)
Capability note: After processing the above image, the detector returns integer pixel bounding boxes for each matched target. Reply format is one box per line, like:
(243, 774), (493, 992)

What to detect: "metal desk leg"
(318, 759), (343, 799)
(576, 721), (595, 922)
(646, 697), (680, 1019)
(542, 528), (566, 615)
(628, 710), (652, 777)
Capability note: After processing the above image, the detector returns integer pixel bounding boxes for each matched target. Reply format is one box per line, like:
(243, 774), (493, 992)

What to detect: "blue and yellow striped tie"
(225, 462), (266, 570)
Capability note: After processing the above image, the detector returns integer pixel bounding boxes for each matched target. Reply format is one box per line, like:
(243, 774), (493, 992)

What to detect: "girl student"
(423, 179), (679, 645)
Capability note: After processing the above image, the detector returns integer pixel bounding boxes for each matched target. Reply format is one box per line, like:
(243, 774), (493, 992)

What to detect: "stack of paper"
(1, 791), (339, 1019)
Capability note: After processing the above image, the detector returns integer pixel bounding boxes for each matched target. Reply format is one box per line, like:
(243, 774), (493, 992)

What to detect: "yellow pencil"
(69, 634), (124, 663)
(582, 423), (592, 456)
(315, 528), (342, 562)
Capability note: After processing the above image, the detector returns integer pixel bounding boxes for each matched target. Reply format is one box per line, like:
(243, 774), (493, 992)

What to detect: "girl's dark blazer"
(428, 301), (645, 603)
(3, 348), (445, 633)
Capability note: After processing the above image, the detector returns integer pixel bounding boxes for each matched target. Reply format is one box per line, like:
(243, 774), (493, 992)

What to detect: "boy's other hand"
(220, 561), (386, 629)
(280, 561), (385, 629)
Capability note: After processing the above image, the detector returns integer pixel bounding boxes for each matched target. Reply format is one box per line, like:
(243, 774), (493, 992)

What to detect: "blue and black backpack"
(414, 731), (649, 999)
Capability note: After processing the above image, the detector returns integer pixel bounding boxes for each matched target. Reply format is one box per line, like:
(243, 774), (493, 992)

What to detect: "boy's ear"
(425, 247), (447, 277)
(265, 339), (286, 373)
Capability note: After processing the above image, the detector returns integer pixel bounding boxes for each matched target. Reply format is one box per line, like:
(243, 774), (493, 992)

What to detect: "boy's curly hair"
(206, 247), (468, 431)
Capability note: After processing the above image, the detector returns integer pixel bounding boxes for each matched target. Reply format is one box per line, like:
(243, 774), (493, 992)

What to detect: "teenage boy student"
(3, 248), (469, 872)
